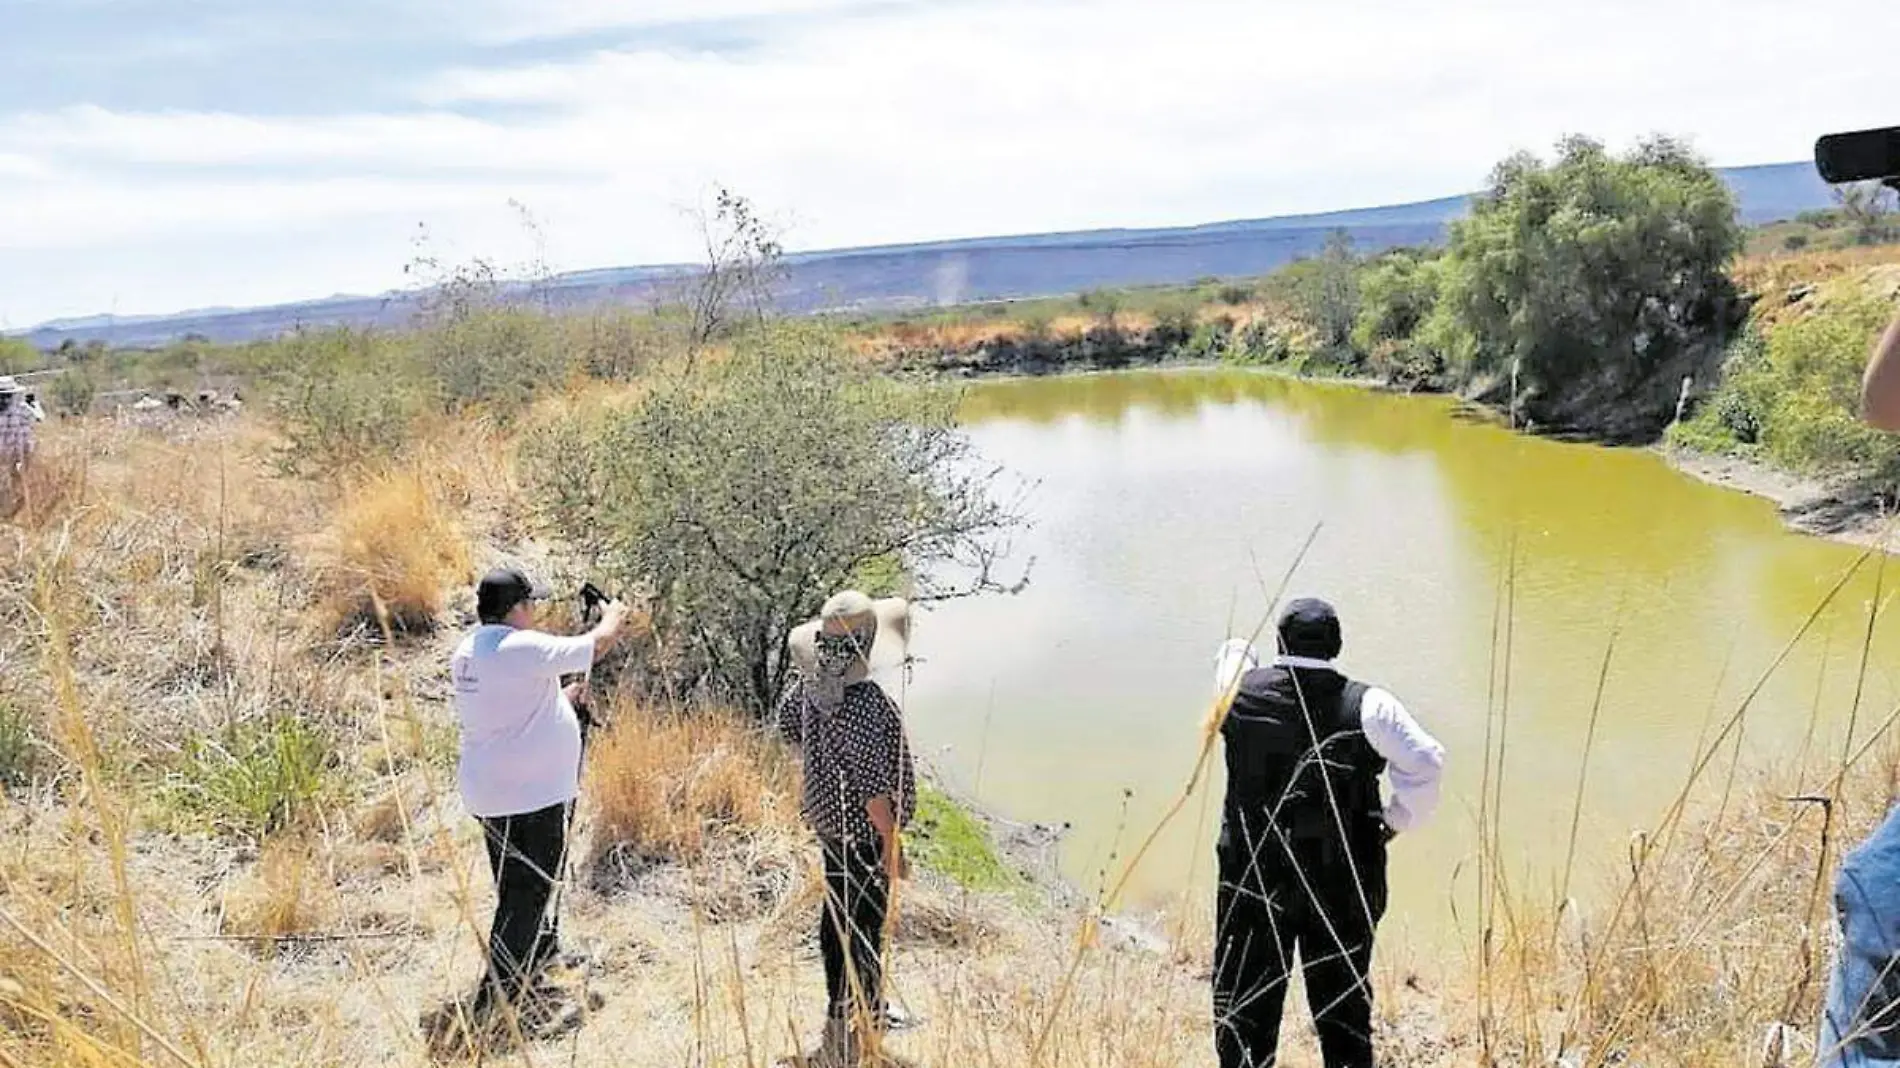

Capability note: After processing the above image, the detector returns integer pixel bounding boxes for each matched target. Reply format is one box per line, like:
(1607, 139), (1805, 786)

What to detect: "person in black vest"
(1210, 598), (1445, 1068)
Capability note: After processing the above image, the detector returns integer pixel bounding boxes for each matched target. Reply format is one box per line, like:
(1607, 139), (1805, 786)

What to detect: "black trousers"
(1212, 821), (1388, 1068)
(473, 801), (570, 1011)
(819, 839), (890, 1022)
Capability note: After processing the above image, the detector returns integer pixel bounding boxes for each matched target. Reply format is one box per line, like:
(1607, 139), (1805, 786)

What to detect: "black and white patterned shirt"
(775, 675), (917, 847)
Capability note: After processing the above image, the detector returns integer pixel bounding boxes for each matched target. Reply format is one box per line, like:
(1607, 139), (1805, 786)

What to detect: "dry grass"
(588, 706), (803, 865)
(219, 836), (337, 946)
(317, 468), (471, 636)
(1736, 244), (1900, 333)
(852, 310), (1178, 363)
(584, 706), (808, 923)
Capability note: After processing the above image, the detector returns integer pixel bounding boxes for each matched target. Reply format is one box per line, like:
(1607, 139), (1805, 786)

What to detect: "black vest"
(1220, 665), (1385, 847)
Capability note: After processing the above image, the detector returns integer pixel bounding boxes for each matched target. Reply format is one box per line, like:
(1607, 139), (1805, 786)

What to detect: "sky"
(2, 0), (1896, 328)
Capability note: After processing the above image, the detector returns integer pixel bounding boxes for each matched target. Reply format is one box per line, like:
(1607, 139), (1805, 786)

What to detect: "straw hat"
(786, 591), (911, 685)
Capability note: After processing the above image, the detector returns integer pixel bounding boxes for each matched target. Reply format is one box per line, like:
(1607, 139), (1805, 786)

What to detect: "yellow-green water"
(896, 367), (1900, 947)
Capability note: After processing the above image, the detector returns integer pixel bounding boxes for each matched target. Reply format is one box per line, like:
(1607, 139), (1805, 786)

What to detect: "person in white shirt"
(450, 567), (630, 1025)
(1209, 598), (1445, 1068)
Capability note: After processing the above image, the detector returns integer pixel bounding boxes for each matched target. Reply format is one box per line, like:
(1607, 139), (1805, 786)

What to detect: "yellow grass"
(318, 468), (471, 635)
(219, 836), (337, 946)
(588, 705), (804, 865)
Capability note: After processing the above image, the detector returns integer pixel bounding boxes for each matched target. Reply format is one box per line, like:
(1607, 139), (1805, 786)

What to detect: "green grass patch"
(0, 698), (37, 790)
(905, 783), (1021, 893)
(160, 717), (337, 840)
(1664, 413), (1749, 456)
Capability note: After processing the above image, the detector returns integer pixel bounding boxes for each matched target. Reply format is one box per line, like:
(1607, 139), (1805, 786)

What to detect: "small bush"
(0, 699), (36, 790)
(48, 369), (96, 417)
(523, 323), (1022, 712)
(1179, 321), (1233, 361)
(568, 310), (681, 382)
(1663, 413), (1743, 454)
(164, 717), (334, 840)
(1225, 320), (1295, 365)
(1017, 305), (1059, 340)
(319, 469), (470, 636)
(419, 309), (574, 418)
(1720, 282), (1899, 478)
(1366, 340), (1446, 391)
(1150, 305), (1197, 350)
(267, 331), (426, 477)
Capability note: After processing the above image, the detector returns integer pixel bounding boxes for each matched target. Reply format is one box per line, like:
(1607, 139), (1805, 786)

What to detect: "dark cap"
(477, 567), (551, 623)
(1277, 597), (1342, 660)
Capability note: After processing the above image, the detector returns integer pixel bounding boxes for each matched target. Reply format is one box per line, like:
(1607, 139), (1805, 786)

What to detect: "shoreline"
(1660, 445), (1895, 552)
(934, 353), (1895, 553)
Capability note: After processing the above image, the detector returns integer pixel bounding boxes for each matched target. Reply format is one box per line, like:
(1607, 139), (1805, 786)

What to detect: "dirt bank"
(1663, 446), (1896, 551)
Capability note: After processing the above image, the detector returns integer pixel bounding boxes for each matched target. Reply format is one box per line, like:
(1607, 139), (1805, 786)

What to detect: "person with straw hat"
(777, 590), (918, 1064)
(1210, 598), (1445, 1068)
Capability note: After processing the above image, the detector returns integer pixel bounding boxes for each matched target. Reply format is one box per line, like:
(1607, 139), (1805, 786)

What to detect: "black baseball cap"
(477, 567), (551, 623)
(1277, 597), (1343, 660)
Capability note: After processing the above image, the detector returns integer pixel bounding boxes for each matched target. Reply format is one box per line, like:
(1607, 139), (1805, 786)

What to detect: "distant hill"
(17, 161), (1837, 350)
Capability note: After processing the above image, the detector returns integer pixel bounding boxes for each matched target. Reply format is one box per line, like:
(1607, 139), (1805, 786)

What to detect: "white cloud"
(0, 175), (543, 249)
(0, 105), (522, 169)
(0, 152), (51, 179)
(458, 0), (907, 43)
(4, 0), (1899, 325)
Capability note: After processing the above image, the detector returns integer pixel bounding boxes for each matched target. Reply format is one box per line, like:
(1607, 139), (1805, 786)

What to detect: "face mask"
(807, 623), (872, 713)
(815, 632), (861, 678)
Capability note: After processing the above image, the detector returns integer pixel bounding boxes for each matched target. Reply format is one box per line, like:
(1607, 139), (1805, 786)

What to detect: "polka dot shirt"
(775, 675), (917, 847)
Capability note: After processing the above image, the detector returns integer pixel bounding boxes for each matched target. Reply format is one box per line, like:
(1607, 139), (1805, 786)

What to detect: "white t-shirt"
(451, 625), (595, 818)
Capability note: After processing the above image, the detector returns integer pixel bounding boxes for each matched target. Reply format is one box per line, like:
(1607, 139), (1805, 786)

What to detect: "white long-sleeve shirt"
(1214, 638), (1446, 834)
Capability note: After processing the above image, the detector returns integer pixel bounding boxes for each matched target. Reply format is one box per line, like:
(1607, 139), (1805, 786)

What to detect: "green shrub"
(0, 338), (41, 375)
(48, 367), (96, 417)
(266, 330), (425, 476)
(0, 699), (36, 790)
(521, 323), (1023, 713)
(1263, 230), (1360, 352)
(1664, 414), (1744, 454)
(418, 308), (574, 418)
(1225, 320), (1296, 365)
(1699, 286), (1900, 481)
(163, 717), (335, 840)
(1179, 321), (1233, 361)
(1352, 251), (1442, 354)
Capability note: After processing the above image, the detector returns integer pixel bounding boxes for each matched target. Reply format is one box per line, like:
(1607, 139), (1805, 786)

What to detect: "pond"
(897, 367), (1900, 946)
